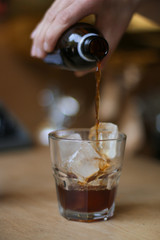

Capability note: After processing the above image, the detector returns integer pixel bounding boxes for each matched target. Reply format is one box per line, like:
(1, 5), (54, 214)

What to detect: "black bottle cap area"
(82, 36), (109, 61)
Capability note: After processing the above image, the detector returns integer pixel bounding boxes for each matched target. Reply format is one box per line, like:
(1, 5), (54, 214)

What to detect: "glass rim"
(49, 128), (126, 142)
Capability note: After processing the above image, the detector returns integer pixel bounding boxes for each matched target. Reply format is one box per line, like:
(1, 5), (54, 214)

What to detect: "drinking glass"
(49, 128), (126, 222)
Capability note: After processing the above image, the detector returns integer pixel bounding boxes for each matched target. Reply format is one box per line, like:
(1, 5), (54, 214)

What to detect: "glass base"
(58, 202), (115, 222)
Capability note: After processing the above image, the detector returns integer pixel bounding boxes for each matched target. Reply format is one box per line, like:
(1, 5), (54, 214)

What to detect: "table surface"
(0, 146), (160, 240)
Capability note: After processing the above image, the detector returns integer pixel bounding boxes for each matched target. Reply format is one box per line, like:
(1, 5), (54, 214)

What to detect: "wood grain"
(0, 147), (160, 240)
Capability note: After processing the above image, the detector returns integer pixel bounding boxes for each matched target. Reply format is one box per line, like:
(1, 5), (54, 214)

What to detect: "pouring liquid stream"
(95, 61), (101, 142)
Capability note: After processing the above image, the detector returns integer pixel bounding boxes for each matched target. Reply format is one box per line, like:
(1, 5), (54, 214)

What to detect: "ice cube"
(107, 170), (121, 190)
(89, 122), (119, 159)
(107, 157), (122, 173)
(58, 133), (82, 168)
(68, 142), (104, 182)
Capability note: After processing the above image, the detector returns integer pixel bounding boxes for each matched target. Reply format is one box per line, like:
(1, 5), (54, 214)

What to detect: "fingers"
(31, 0), (71, 39)
(43, 1), (89, 52)
(31, 0), (92, 58)
(31, 0), (72, 57)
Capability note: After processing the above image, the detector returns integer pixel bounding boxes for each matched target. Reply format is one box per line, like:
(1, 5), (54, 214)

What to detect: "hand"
(30, 0), (140, 67)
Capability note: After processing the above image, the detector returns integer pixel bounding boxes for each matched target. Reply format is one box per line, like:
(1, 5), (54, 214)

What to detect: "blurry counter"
(0, 146), (160, 240)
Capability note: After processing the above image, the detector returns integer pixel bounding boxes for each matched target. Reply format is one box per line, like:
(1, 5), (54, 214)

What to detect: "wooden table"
(0, 147), (160, 240)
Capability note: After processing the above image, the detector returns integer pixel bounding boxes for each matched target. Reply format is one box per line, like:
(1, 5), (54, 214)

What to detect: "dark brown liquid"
(95, 61), (101, 141)
(56, 185), (117, 213)
(56, 61), (109, 219)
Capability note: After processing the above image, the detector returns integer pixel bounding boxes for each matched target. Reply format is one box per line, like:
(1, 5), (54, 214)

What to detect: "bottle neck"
(78, 34), (109, 62)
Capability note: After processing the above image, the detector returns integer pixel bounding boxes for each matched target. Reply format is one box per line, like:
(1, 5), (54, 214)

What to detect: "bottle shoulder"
(57, 23), (101, 47)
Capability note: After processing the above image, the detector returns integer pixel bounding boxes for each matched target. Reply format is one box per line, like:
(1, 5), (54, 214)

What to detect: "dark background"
(0, 0), (160, 158)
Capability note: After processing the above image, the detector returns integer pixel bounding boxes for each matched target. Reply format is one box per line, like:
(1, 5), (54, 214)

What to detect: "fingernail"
(30, 30), (36, 39)
(31, 45), (36, 56)
(43, 41), (49, 52)
(36, 48), (43, 58)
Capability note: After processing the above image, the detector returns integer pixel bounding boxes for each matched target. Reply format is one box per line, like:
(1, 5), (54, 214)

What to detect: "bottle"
(44, 23), (109, 71)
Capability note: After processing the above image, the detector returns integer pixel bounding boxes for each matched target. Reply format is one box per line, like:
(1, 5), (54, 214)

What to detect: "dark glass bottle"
(44, 23), (109, 71)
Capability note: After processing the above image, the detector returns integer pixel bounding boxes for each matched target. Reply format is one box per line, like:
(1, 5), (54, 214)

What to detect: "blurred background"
(0, 0), (160, 158)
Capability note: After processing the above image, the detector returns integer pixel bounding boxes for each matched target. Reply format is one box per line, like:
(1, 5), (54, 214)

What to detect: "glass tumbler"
(49, 128), (126, 222)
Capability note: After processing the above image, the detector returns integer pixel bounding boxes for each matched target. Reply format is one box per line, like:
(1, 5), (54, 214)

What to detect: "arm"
(137, 0), (160, 24)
